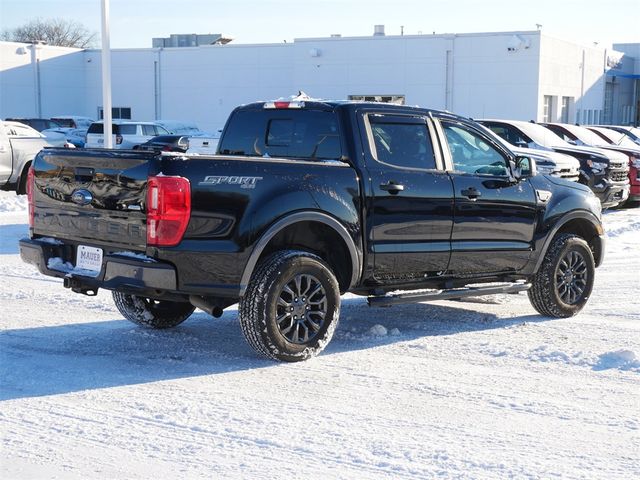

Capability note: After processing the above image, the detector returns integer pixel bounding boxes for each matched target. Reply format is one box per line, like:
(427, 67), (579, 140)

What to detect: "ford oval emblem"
(71, 189), (93, 206)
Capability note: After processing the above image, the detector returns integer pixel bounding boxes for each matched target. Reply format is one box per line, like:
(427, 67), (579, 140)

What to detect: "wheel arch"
(240, 212), (362, 296)
(533, 211), (605, 273)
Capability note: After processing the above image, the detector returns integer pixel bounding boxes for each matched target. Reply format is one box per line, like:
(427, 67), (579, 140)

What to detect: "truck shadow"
(0, 297), (551, 401)
(0, 223), (27, 255)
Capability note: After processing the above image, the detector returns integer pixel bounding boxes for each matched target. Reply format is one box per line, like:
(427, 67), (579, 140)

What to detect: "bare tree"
(1, 18), (97, 48)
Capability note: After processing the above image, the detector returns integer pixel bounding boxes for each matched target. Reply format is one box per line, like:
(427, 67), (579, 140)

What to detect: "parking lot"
(1, 191), (638, 479)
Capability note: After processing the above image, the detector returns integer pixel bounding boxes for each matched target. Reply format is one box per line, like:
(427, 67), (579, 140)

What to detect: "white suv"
(85, 121), (170, 149)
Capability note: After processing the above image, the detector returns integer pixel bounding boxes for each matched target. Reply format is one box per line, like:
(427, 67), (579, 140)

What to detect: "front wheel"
(528, 233), (595, 318)
(112, 292), (195, 329)
(239, 250), (341, 362)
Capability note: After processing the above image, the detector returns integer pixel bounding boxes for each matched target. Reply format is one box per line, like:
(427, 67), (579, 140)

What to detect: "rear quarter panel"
(154, 155), (362, 292)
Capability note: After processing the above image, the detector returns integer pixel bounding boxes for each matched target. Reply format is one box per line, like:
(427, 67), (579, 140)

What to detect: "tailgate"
(31, 148), (157, 250)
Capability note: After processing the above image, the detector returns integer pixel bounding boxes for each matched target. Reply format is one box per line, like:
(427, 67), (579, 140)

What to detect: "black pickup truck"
(20, 100), (605, 362)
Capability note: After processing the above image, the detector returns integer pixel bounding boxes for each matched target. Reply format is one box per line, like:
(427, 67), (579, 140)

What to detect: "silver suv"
(85, 121), (170, 149)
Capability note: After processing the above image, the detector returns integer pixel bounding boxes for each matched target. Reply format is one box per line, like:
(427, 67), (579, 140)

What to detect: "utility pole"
(101, 0), (113, 148)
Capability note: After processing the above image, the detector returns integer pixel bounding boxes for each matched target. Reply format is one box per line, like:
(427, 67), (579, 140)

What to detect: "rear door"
(434, 117), (537, 274)
(359, 111), (454, 283)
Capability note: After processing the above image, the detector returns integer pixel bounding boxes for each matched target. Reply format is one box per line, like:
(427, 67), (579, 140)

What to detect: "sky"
(0, 0), (638, 50)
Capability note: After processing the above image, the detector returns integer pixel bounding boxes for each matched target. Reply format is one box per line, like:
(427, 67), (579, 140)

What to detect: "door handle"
(461, 187), (482, 200)
(380, 181), (405, 194)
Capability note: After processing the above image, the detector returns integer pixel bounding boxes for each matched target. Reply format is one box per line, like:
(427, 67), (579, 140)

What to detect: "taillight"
(116, 134), (123, 145)
(146, 176), (191, 247)
(27, 166), (35, 229)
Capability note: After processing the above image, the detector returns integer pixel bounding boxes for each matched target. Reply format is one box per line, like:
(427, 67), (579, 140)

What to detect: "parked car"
(587, 126), (640, 204)
(21, 99), (605, 362)
(64, 128), (88, 148)
(476, 123), (580, 181)
(0, 120), (50, 194)
(594, 125), (640, 146)
(478, 119), (629, 208)
(134, 134), (220, 154)
(4, 117), (73, 147)
(6, 118), (63, 132)
(2, 120), (73, 149)
(50, 116), (94, 130)
(154, 120), (213, 136)
(84, 121), (171, 149)
(134, 135), (190, 153)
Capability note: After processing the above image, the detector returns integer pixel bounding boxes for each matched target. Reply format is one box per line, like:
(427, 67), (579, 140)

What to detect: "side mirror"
(513, 155), (537, 180)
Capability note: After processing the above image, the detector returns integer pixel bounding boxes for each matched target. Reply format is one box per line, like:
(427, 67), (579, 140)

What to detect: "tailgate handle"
(75, 167), (95, 182)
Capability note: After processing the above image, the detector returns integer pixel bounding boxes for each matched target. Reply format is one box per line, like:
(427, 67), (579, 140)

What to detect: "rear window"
(51, 118), (75, 128)
(218, 109), (342, 160)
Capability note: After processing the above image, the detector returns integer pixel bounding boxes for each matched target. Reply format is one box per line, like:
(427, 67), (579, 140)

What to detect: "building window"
(561, 96), (572, 123)
(98, 107), (132, 120)
(349, 95), (405, 105)
(543, 95), (555, 122)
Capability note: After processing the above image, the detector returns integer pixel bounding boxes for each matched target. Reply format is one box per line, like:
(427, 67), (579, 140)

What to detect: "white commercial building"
(1, 29), (638, 134)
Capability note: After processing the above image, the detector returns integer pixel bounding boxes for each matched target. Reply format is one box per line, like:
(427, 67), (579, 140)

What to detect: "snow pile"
(595, 349), (640, 372)
(368, 324), (388, 336)
(367, 324), (401, 337)
(0, 191), (27, 212)
(47, 257), (101, 277)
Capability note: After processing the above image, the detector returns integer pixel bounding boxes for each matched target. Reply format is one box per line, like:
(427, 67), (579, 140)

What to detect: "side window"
(369, 115), (436, 170)
(119, 124), (137, 135)
(442, 122), (509, 176)
(142, 125), (156, 136)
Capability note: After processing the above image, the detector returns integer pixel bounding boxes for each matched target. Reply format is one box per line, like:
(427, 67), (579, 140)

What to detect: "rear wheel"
(112, 291), (195, 329)
(239, 250), (340, 362)
(528, 233), (595, 318)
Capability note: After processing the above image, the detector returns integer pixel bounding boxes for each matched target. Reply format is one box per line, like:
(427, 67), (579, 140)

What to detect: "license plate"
(76, 245), (103, 273)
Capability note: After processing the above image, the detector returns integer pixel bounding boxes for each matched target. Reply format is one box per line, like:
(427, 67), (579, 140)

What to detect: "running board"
(367, 283), (531, 307)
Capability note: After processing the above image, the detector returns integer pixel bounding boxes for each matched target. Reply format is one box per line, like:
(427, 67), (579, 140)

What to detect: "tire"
(16, 162), (31, 195)
(112, 291), (195, 329)
(528, 233), (595, 318)
(239, 250), (341, 362)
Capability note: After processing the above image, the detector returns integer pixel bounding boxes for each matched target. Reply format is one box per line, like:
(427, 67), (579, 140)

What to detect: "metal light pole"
(101, 0), (113, 148)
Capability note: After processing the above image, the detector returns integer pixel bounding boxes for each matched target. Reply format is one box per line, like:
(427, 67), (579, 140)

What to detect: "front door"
(436, 118), (537, 275)
(360, 112), (454, 284)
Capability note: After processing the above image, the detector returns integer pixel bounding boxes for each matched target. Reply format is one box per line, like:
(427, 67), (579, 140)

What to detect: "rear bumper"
(19, 237), (177, 292)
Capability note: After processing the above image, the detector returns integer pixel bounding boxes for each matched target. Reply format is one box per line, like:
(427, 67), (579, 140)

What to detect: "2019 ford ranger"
(20, 99), (605, 361)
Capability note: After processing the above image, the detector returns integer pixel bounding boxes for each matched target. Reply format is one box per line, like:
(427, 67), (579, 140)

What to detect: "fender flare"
(532, 210), (605, 272)
(239, 211), (362, 296)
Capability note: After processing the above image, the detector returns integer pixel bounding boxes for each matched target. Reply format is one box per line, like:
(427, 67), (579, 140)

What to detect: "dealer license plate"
(76, 245), (103, 273)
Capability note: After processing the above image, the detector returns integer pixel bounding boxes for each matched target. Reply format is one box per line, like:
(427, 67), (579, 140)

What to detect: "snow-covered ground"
(1, 190), (638, 479)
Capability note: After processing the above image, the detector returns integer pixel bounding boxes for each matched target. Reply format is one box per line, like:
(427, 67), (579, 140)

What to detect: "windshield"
(591, 128), (639, 148)
(515, 122), (571, 148)
(561, 124), (610, 147)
